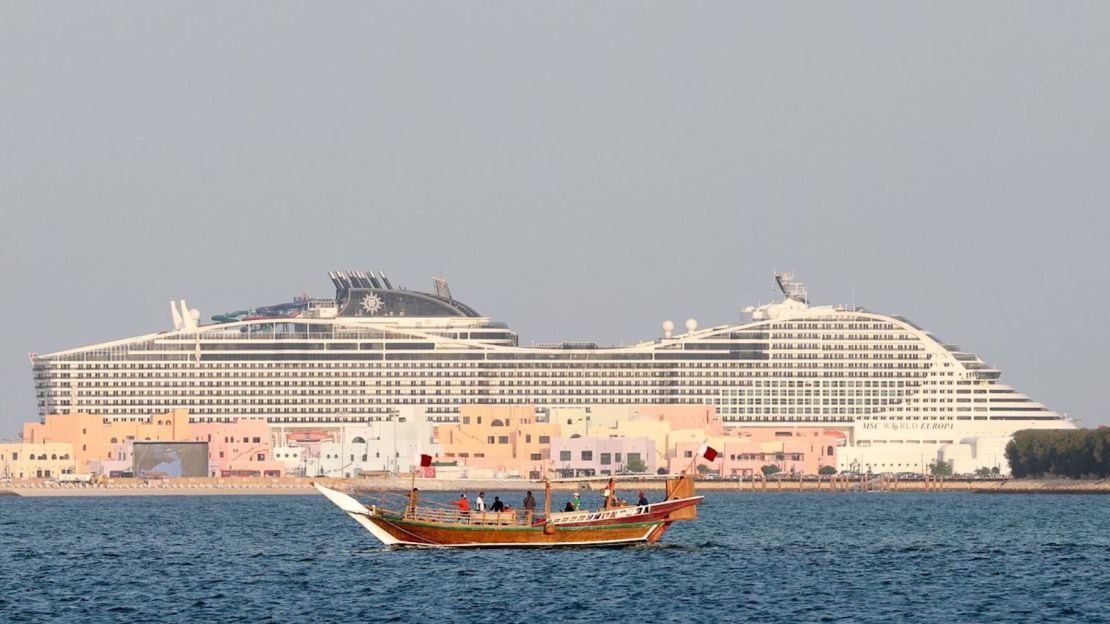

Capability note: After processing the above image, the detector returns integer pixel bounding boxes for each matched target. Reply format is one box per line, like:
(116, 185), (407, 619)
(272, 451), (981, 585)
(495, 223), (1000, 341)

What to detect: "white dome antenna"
(662, 320), (674, 339)
(685, 318), (698, 334)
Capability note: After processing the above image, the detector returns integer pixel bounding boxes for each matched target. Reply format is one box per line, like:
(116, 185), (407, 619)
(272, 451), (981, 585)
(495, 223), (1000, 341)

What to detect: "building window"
(526, 435), (532, 443)
(581, 451), (593, 461)
(559, 451), (571, 461)
(684, 450), (693, 458)
(253, 437), (261, 444)
(615, 453), (622, 462)
(498, 436), (509, 444)
(627, 453), (641, 464)
(530, 453), (542, 461)
(600, 453), (611, 465)
(487, 436), (495, 444)
(491, 419), (504, 427)
(539, 436), (550, 444)
(462, 417), (470, 424)
(257, 454), (265, 461)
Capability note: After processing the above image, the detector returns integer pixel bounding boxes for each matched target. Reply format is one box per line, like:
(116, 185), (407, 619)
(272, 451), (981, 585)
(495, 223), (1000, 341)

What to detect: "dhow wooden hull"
(313, 482), (701, 548)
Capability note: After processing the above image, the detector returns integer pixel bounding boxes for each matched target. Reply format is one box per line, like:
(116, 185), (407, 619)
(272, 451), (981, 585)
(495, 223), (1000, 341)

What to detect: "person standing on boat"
(476, 491), (486, 512)
(572, 492), (581, 510)
(491, 496), (505, 512)
(522, 490), (536, 523)
(638, 491), (649, 506)
(454, 493), (470, 513)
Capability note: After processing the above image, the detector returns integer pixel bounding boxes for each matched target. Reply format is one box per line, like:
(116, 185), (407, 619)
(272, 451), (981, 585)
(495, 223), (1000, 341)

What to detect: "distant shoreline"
(4, 476), (1110, 498)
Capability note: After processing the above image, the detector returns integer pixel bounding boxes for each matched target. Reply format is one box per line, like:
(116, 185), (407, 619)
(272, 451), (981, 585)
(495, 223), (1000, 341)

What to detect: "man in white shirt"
(476, 491), (486, 512)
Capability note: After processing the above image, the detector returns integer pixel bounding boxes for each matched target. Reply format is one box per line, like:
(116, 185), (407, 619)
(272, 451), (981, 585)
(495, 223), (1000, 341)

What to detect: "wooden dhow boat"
(313, 475), (703, 548)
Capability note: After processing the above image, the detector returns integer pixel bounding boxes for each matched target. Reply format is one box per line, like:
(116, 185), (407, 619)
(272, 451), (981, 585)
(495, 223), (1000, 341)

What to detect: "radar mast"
(774, 272), (808, 304)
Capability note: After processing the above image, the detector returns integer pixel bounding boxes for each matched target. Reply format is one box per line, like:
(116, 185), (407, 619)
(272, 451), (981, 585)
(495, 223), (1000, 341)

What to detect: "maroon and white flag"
(418, 454), (433, 468)
(698, 444), (719, 462)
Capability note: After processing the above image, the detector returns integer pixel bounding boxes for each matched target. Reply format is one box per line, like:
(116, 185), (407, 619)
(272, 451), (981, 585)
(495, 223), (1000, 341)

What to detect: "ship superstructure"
(31, 271), (1072, 470)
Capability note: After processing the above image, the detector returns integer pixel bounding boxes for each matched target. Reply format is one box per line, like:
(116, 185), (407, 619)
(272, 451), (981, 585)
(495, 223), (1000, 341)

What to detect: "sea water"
(1, 491), (1108, 623)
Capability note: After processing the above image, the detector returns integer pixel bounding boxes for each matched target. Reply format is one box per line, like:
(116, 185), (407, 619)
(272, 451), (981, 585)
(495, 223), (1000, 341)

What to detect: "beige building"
(438, 405), (560, 478)
(23, 409), (192, 473)
(0, 441), (76, 480)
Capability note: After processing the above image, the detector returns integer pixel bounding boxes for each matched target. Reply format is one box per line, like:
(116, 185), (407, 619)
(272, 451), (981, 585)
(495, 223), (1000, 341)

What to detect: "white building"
(298, 407), (440, 478)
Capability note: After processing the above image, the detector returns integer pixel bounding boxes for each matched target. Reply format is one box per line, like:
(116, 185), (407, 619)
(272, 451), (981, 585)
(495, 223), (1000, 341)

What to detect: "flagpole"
(686, 438), (709, 474)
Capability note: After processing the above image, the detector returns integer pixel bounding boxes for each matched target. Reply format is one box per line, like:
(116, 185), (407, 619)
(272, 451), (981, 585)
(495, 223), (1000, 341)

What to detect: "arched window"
(351, 437), (366, 444)
(491, 419), (505, 427)
(51, 454), (57, 460)
(827, 446), (834, 456)
(110, 437), (118, 444)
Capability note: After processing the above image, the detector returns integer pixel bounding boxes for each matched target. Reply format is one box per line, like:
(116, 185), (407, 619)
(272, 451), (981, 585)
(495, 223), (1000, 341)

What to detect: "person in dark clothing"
(563, 501), (576, 512)
(638, 491), (649, 506)
(491, 496), (505, 512)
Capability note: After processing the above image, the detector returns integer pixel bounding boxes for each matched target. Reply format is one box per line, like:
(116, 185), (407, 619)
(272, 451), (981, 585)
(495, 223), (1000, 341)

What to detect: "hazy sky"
(2, 2), (1109, 437)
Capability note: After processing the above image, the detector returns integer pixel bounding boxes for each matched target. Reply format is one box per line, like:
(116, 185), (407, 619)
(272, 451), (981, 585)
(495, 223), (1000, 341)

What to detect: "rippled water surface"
(2, 491), (1109, 623)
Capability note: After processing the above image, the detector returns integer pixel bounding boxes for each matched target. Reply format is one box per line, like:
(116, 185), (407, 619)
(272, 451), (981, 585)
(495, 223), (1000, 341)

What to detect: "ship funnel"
(179, 299), (198, 330)
(170, 301), (183, 330)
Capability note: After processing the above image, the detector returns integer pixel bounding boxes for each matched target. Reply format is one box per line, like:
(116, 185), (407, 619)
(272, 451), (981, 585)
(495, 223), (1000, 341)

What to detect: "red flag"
(419, 454), (433, 467)
(699, 444), (718, 462)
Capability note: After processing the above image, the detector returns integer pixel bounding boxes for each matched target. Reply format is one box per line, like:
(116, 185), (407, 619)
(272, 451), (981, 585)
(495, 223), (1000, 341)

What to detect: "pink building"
(190, 420), (284, 477)
(671, 428), (842, 476)
(550, 436), (656, 477)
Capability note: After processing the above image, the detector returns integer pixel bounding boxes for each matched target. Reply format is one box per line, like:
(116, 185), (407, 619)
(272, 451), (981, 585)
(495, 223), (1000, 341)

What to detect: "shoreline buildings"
(28, 271), (1075, 474)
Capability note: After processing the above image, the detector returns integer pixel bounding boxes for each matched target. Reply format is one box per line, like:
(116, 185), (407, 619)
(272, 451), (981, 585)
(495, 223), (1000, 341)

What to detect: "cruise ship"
(31, 271), (1074, 471)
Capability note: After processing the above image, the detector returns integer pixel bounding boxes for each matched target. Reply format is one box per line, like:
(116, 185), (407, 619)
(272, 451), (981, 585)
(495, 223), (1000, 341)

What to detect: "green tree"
(974, 467), (992, 478)
(818, 465), (837, 475)
(928, 459), (953, 477)
(625, 456), (647, 474)
(761, 465), (781, 476)
(696, 464), (712, 475)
